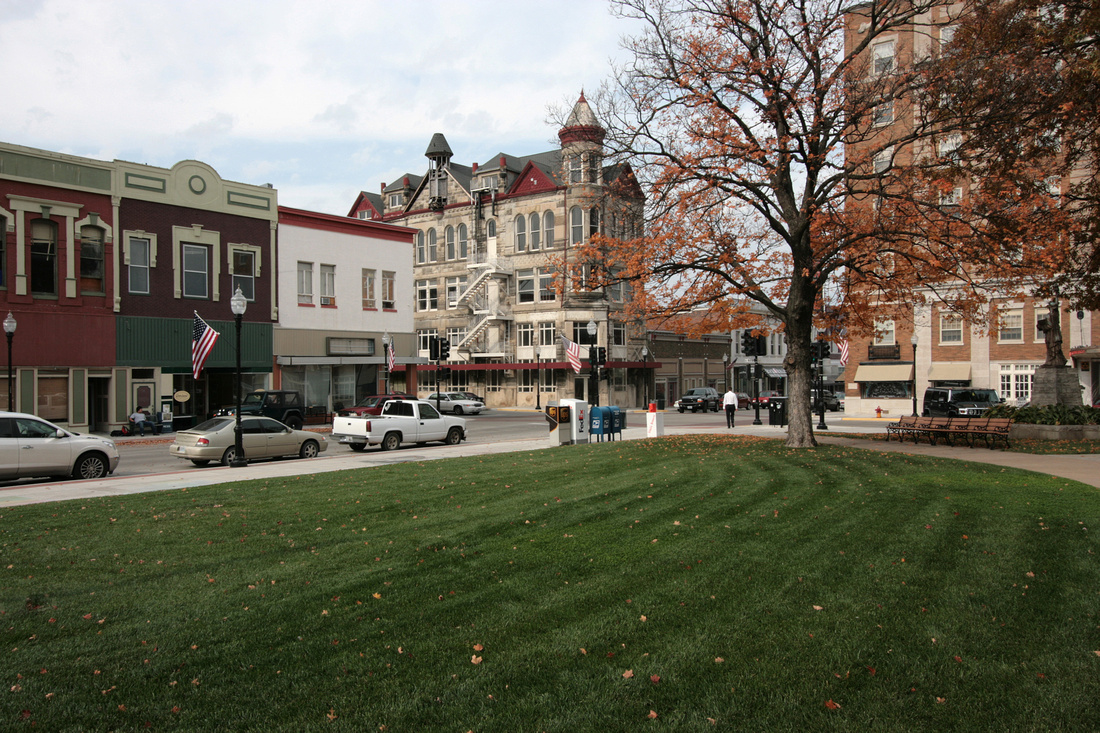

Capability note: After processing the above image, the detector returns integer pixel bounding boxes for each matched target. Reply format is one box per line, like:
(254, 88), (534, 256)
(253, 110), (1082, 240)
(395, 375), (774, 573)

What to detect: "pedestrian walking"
(722, 389), (739, 428)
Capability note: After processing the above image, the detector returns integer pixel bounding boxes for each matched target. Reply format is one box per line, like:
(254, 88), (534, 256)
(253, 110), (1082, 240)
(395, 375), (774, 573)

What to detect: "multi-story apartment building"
(274, 206), (416, 411)
(842, 4), (1098, 415)
(350, 93), (652, 407)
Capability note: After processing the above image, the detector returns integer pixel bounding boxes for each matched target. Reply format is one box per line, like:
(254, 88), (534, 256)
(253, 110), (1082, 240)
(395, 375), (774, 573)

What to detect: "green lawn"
(3, 435), (1098, 731)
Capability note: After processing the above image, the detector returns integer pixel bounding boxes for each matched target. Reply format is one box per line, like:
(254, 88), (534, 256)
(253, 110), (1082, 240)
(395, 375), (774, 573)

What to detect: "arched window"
(514, 214), (526, 252)
(445, 225), (455, 260)
(427, 228), (437, 261)
(80, 225), (105, 293)
(487, 220), (496, 238)
(31, 219), (58, 296)
(543, 211), (555, 248)
(458, 223), (468, 259)
(570, 206), (583, 245)
(589, 207), (601, 238)
(529, 213), (540, 251)
(416, 230), (426, 263)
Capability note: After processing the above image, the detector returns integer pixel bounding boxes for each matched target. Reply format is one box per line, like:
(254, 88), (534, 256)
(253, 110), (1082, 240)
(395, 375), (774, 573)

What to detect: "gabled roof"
(383, 173), (423, 194)
(346, 190), (384, 219)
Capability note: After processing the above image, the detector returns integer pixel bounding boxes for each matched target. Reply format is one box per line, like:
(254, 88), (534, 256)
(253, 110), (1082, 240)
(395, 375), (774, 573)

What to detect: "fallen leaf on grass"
(825, 700), (841, 710)
(650, 674), (661, 684)
(473, 644), (483, 652)
(471, 655), (482, 665)
(812, 605), (824, 611)
(623, 669), (634, 679)
(936, 697), (946, 704)
(715, 657), (725, 663)
(647, 710), (658, 719)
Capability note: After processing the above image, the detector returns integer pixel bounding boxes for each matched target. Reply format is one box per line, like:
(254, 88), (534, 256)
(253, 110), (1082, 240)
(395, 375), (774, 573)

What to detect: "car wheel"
(286, 416), (304, 430)
(191, 459), (210, 467)
(678, 407), (685, 413)
(453, 406), (463, 415)
(445, 427), (463, 445)
(348, 444), (366, 452)
(380, 432), (400, 451)
(299, 440), (320, 459)
(221, 446), (239, 466)
(72, 453), (108, 480)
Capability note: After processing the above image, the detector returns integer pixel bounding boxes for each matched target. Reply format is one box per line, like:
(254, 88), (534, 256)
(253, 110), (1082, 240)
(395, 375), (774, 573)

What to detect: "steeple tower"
(558, 91), (606, 186)
(425, 133), (453, 211)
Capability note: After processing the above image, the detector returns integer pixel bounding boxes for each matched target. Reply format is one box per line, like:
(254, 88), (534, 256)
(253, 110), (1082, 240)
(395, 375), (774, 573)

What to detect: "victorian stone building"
(349, 94), (652, 407)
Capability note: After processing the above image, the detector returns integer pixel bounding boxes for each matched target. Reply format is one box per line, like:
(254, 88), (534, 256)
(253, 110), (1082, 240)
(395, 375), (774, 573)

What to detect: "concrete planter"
(1010, 423), (1100, 441)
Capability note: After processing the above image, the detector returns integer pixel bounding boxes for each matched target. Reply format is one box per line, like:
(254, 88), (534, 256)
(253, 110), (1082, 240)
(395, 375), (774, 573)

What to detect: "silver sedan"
(170, 416), (328, 467)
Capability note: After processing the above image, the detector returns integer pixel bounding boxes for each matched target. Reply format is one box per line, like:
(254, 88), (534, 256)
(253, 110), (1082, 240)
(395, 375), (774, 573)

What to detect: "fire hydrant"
(875, 406), (883, 419)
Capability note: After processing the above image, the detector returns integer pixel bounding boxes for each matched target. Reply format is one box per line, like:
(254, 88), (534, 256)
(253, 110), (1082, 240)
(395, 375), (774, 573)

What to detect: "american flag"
(386, 338), (396, 372)
(192, 313), (220, 379)
(561, 334), (583, 374)
(839, 339), (850, 366)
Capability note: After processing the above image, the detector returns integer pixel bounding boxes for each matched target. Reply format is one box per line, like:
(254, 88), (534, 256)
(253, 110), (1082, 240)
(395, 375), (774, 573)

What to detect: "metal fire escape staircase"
(457, 259), (513, 352)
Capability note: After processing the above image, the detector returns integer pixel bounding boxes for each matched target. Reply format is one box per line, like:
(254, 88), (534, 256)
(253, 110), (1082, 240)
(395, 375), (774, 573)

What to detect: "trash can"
(656, 398), (666, 411)
(768, 397), (788, 426)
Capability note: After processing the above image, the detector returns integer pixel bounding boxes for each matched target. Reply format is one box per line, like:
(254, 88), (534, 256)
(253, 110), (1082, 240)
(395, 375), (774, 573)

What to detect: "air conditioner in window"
(320, 296), (335, 306)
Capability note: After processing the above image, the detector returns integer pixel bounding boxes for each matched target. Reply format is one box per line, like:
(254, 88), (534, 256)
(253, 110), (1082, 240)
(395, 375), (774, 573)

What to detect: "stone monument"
(1032, 301), (1082, 406)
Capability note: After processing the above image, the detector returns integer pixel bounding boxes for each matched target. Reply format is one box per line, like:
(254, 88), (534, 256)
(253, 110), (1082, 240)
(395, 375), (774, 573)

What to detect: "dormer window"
(388, 193), (402, 207)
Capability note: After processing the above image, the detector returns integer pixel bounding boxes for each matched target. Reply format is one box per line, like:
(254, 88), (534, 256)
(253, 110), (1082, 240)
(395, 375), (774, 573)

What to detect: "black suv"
(811, 389), (841, 412)
(678, 387), (721, 413)
(922, 388), (1001, 417)
(217, 390), (306, 429)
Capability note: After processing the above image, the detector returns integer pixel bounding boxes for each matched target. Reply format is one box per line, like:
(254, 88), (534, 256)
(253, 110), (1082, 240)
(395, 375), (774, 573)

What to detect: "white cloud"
(0, 0), (640, 214)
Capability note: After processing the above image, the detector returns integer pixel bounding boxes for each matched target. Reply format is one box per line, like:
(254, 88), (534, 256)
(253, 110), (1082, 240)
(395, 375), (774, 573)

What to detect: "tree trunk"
(783, 283), (818, 448)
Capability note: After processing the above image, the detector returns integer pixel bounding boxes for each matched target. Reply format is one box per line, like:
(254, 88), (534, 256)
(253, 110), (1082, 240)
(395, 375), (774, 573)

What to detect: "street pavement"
(1, 413), (1096, 508)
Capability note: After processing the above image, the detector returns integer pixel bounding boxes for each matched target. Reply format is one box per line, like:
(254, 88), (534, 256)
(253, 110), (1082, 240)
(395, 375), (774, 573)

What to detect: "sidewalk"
(2, 416), (1094, 508)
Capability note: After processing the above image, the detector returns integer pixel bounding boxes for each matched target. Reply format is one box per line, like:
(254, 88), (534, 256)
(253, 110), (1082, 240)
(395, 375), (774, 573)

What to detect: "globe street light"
(230, 287), (248, 467)
(3, 312), (16, 411)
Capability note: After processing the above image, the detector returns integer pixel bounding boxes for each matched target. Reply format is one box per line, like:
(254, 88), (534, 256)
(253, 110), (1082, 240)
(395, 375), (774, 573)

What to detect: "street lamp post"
(3, 312), (16, 411)
(911, 331), (919, 417)
(587, 320), (599, 407)
(641, 345), (649, 408)
(382, 331), (390, 393)
(230, 287), (248, 468)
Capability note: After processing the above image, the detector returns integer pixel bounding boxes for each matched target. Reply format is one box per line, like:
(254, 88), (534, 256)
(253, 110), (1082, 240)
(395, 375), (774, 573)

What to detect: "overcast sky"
(0, 0), (640, 215)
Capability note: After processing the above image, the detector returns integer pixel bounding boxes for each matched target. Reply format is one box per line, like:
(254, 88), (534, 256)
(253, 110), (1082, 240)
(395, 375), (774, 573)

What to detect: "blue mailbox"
(609, 406), (625, 437)
(590, 406), (611, 441)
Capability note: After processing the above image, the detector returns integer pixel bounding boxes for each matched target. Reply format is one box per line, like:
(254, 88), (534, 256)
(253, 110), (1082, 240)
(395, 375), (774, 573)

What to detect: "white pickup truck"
(331, 399), (466, 451)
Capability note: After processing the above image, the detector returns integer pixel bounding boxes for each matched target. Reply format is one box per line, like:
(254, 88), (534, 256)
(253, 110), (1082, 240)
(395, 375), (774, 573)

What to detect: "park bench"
(897, 416), (1011, 449)
(952, 416), (1012, 449)
(885, 415), (917, 441)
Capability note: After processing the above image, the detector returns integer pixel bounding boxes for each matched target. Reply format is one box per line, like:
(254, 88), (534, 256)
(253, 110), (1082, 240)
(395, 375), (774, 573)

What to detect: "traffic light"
(591, 346), (606, 367)
(810, 342), (819, 365)
(438, 367), (452, 381)
(428, 336), (440, 361)
(600, 366), (610, 380)
(818, 341), (830, 361)
(741, 331), (757, 357)
(438, 338), (451, 361)
(598, 347), (607, 366)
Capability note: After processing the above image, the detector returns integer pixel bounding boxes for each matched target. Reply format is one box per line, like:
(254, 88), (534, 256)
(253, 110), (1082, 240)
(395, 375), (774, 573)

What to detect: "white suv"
(0, 412), (120, 481)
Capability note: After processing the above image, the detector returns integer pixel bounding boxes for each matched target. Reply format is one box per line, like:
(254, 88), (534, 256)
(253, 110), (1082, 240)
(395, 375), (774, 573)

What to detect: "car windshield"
(242, 393), (265, 406)
(354, 396), (383, 407)
(192, 417), (233, 432)
(956, 390), (999, 403)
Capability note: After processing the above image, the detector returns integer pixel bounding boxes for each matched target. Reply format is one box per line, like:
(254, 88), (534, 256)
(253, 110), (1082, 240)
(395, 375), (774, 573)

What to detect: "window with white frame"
(446, 275), (467, 309)
(1034, 306), (1053, 341)
(589, 207), (601, 239)
(939, 24), (956, 52)
(417, 329), (437, 353)
(457, 223), (468, 259)
(999, 308), (1023, 342)
(182, 243), (209, 299)
(539, 321), (555, 347)
(873, 319), (896, 345)
(543, 211), (555, 248)
(446, 327), (466, 346)
(873, 148), (893, 174)
(1000, 363), (1034, 403)
(79, 225), (105, 293)
(517, 269), (535, 303)
(514, 215), (526, 252)
(487, 220), (496, 239)
(416, 279), (438, 311)
(873, 99), (894, 127)
(231, 249), (255, 301)
(297, 261), (313, 304)
(382, 271), (396, 309)
(362, 268), (376, 309)
(613, 322), (627, 346)
(388, 193), (402, 207)
(517, 323), (534, 347)
(872, 39), (895, 75)
(445, 226), (456, 260)
(570, 206), (583, 245)
(518, 362), (536, 392)
(939, 313), (963, 343)
(128, 236), (151, 295)
(529, 212), (540, 250)
(568, 155), (582, 183)
(937, 134), (962, 160)
(486, 366), (502, 392)
(939, 186), (963, 206)
(427, 228), (437, 261)
(538, 268), (555, 302)
(31, 219), (58, 296)
(320, 264), (336, 306)
(416, 231), (427, 264)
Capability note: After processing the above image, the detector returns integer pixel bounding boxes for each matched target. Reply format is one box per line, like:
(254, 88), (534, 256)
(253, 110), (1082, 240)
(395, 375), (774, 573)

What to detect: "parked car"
(835, 392), (846, 411)
(811, 389), (842, 412)
(922, 388), (1002, 417)
(678, 387), (721, 413)
(458, 391), (486, 404)
(735, 392), (752, 409)
(335, 393), (416, 418)
(214, 390), (306, 430)
(425, 392), (485, 415)
(0, 411), (120, 481)
(169, 415), (328, 466)
(750, 390), (784, 408)
(332, 399), (466, 451)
